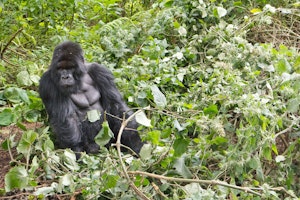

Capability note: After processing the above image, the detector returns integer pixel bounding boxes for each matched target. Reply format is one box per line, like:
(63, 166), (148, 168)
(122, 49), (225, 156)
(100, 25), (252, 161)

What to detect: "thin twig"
(274, 122), (295, 139)
(128, 171), (262, 197)
(0, 28), (23, 59)
(115, 109), (150, 200)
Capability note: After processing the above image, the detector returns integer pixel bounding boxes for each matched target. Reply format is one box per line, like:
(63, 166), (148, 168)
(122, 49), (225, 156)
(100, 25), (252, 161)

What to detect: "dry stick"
(0, 28), (23, 59)
(128, 171), (262, 197)
(115, 109), (150, 200)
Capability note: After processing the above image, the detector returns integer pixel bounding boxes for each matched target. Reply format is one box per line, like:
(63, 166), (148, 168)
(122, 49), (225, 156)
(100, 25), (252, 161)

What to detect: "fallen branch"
(115, 109), (150, 200)
(0, 28), (23, 59)
(128, 171), (262, 197)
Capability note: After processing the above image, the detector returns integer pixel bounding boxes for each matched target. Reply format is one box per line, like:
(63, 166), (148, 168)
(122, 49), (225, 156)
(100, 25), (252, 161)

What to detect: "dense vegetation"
(0, 0), (299, 199)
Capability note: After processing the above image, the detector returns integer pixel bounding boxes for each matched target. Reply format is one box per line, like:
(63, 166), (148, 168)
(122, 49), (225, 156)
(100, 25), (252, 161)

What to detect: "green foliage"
(1, 0), (300, 199)
(95, 121), (114, 147)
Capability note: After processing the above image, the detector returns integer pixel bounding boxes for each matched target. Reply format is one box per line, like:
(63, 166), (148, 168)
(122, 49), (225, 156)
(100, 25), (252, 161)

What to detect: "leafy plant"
(0, 0), (299, 199)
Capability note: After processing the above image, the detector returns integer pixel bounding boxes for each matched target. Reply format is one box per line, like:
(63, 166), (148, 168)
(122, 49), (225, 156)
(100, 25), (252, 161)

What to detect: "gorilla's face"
(50, 41), (86, 94)
(57, 62), (76, 87)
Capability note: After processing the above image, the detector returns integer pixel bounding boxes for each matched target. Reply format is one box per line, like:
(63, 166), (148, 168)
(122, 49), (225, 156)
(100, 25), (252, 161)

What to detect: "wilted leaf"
(87, 109), (101, 122)
(173, 52), (184, 60)
(174, 119), (185, 131)
(34, 186), (55, 196)
(63, 150), (79, 171)
(173, 155), (192, 178)
(135, 111), (151, 127)
(151, 85), (167, 109)
(178, 26), (187, 36)
(60, 174), (73, 186)
(216, 7), (227, 18)
(275, 155), (285, 163)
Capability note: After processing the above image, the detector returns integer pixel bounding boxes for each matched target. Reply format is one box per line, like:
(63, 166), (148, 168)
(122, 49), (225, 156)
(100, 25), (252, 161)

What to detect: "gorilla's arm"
(88, 63), (144, 154)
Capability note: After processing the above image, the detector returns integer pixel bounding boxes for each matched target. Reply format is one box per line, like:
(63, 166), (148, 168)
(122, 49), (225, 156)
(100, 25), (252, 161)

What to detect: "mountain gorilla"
(39, 41), (144, 155)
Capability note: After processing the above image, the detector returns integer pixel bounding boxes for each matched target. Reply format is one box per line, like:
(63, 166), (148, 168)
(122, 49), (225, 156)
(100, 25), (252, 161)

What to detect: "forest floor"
(0, 123), (41, 189)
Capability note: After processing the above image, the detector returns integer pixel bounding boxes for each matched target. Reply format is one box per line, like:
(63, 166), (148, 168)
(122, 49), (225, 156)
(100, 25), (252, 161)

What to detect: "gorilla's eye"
(58, 60), (75, 69)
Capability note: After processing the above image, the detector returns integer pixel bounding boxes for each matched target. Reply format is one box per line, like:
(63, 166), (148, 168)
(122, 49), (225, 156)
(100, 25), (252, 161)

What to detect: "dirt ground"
(0, 143), (12, 189)
(0, 123), (40, 189)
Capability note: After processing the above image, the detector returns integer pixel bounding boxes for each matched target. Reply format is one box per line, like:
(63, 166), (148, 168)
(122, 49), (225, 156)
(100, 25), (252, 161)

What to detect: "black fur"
(39, 41), (144, 155)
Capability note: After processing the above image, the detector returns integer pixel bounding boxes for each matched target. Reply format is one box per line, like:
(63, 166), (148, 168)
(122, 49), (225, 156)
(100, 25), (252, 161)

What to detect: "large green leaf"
(5, 166), (29, 192)
(0, 108), (16, 126)
(4, 87), (29, 104)
(173, 137), (189, 157)
(16, 130), (38, 157)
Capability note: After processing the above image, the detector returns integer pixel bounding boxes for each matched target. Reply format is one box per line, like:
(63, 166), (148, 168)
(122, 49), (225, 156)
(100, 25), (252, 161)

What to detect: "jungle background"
(0, 0), (299, 199)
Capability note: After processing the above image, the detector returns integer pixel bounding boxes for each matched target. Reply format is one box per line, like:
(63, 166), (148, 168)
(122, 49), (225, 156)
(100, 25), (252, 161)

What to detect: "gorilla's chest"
(70, 74), (102, 112)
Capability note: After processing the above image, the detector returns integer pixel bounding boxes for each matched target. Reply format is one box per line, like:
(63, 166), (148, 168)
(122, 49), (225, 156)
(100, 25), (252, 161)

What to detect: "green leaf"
(25, 110), (40, 122)
(248, 157), (259, 169)
(4, 87), (29, 104)
(139, 143), (152, 160)
(151, 85), (167, 109)
(134, 175), (150, 187)
(0, 108), (16, 126)
(146, 130), (161, 145)
(29, 156), (39, 176)
(203, 104), (218, 117)
(263, 146), (272, 161)
(17, 71), (33, 86)
(43, 138), (55, 151)
(173, 137), (189, 157)
(17, 130), (38, 157)
(275, 59), (291, 74)
(95, 121), (114, 147)
(287, 98), (300, 112)
(250, 8), (262, 14)
(173, 155), (192, 178)
(2, 135), (17, 150)
(102, 174), (119, 191)
(5, 166), (29, 192)
(135, 111), (152, 127)
(87, 109), (101, 122)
